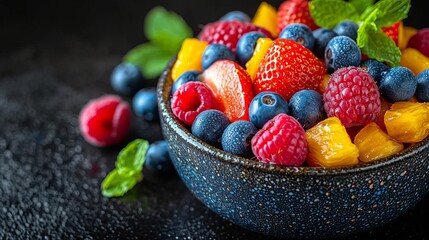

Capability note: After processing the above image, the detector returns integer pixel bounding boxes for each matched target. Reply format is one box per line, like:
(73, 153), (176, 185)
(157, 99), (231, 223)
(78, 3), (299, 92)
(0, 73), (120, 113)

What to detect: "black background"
(1, 0), (428, 239)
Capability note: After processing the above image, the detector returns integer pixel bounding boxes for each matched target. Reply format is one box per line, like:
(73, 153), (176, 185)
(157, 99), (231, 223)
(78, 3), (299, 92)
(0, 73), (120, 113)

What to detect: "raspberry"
(251, 113), (307, 166)
(198, 20), (272, 53)
(323, 66), (381, 127)
(407, 28), (429, 58)
(171, 81), (216, 126)
(79, 94), (131, 147)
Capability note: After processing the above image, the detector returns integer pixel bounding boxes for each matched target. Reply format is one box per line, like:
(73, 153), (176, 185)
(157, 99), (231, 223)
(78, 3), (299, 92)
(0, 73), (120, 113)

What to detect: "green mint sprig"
(309, 0), (411, 67)
(101, 139), (149, 197)
(123, 6), (193, 79)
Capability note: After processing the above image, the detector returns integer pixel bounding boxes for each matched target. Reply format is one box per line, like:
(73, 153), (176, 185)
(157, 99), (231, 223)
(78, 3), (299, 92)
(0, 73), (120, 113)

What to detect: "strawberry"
(381, 21), (401, 46)
(201, 60), (254, 122)
(253, 39), (326, 101)
(198, 20), (272, 53)
(277, 0), (319, 35)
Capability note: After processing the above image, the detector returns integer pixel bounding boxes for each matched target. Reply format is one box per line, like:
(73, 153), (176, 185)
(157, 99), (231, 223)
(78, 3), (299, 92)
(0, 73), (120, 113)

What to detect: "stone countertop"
(1, 0), (428, 239)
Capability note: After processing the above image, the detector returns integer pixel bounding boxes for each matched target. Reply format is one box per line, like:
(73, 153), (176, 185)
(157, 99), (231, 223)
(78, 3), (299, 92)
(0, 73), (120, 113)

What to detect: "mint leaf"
(145, 6), (193, 53)
(360, 27), (401, 67)
(101, 138), (149, 198)
(360, 0), (410, 27)
(116, 139), (149, 170)
(101, 168), (143, 197)
(123, 43), (173, 79)
(349, 0), (374, 15)
(309, 0), (360, 29)
(373, 0), (410, 27)
(356, 8), (380, 48)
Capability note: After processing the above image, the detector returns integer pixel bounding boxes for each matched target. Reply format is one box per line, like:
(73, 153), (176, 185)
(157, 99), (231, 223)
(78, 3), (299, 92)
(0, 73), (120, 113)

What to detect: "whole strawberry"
(253, 38), (326, 101)
(323, 66), (381, 128)
(198, 20), (272, 53)
(407, 28), (429, 58)
(251, 113), (307, 166)
(277, 0), (318, 35)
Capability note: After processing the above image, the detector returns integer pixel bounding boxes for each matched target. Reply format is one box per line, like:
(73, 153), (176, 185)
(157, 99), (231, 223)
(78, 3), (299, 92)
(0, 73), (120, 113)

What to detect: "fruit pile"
(169, 0), (429, 168)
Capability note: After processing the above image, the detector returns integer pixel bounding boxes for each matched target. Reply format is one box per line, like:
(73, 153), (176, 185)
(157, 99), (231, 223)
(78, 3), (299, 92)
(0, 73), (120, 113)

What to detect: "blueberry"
(145, 140), (174, 174)
(360, 59), (389, 84)
(379, 66), (417, 102)
(132, 88), (159, 121)
(333, 20), (359, 41)
(279, 23), (315, 50)
(172, 70), (201, 95)
(415, 69), (429, 102)
(289, 90), (325, 130)
(221, 120), (257, 158)
(312, 28), (337, 59)
(191, 109), (230, 146)
(219, 10), (250, 22)
(236, 31), (267, 66)
(249, 92), (289, 129)
(202, 44), (235, 70)
(325, 36), (361, 73)
(110, 63), (144, 96)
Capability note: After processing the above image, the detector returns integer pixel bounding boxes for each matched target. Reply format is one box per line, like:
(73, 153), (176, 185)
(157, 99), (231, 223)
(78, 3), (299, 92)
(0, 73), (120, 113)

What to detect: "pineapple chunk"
(354, 122), (404, 163)
(384, 102), (429, 143)
(306, 117), (359, 167)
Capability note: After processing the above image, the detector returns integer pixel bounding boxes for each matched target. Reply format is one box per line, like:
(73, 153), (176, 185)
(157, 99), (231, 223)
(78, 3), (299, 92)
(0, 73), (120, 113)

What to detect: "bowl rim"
(157, 58), (429, 176)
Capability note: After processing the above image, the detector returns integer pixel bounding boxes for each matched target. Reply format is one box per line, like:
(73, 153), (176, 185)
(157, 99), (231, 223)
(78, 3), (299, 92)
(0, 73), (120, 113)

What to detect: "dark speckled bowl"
(157, 60), (429, 239)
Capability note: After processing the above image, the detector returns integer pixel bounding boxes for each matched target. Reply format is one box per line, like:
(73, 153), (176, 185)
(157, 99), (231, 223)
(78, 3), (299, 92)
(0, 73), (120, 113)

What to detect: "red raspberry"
(407, 28), (429, 58)
(251, 113), (307, 166)
(198, 20), (272, 53)
(171, 81), (216, 126)
(323, 66), (381, 127)
(79, 94), (131, 147)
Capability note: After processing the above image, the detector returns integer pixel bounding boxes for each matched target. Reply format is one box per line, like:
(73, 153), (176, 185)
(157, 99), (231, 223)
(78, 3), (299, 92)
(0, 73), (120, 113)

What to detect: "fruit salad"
(169, 0), (429, 168)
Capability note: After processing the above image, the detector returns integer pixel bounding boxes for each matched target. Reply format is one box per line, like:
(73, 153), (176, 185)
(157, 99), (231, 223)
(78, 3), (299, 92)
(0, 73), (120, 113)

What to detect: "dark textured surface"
(1, 0), (429, 239)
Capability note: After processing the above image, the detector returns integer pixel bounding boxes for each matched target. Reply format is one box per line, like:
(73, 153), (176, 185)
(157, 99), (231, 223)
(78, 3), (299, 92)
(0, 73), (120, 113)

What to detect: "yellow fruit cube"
(171, 38), (208, 81)
(400, 48), (429, 75)
(306, 117), (359, 168)
(354, 122), (404, 163)
(245, 38), (273, 80)
(384, 102), (429, 143)
(398, 25), (417, 50)
(252, 2), (278, 38)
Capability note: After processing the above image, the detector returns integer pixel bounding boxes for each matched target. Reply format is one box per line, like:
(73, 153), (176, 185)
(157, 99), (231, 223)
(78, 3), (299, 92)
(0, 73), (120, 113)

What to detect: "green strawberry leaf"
(349, 0), (374, 15)
(360, 26), (401, 67)
(309, 0), (360, 29)
(101, 168), (143, 197)
(144, 6), (193, 53)
(101, 139), (149, 198)
(116, 139), (149, 170)
(123, 43), (173, 79)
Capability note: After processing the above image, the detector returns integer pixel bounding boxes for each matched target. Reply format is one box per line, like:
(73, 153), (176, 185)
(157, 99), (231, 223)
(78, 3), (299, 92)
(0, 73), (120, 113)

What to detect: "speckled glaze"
(157, 60), (429, 239)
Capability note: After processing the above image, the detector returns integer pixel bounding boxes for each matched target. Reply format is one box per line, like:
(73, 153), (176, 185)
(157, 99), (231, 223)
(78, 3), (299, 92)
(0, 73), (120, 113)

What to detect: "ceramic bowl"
(157, 59), (429, 239)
